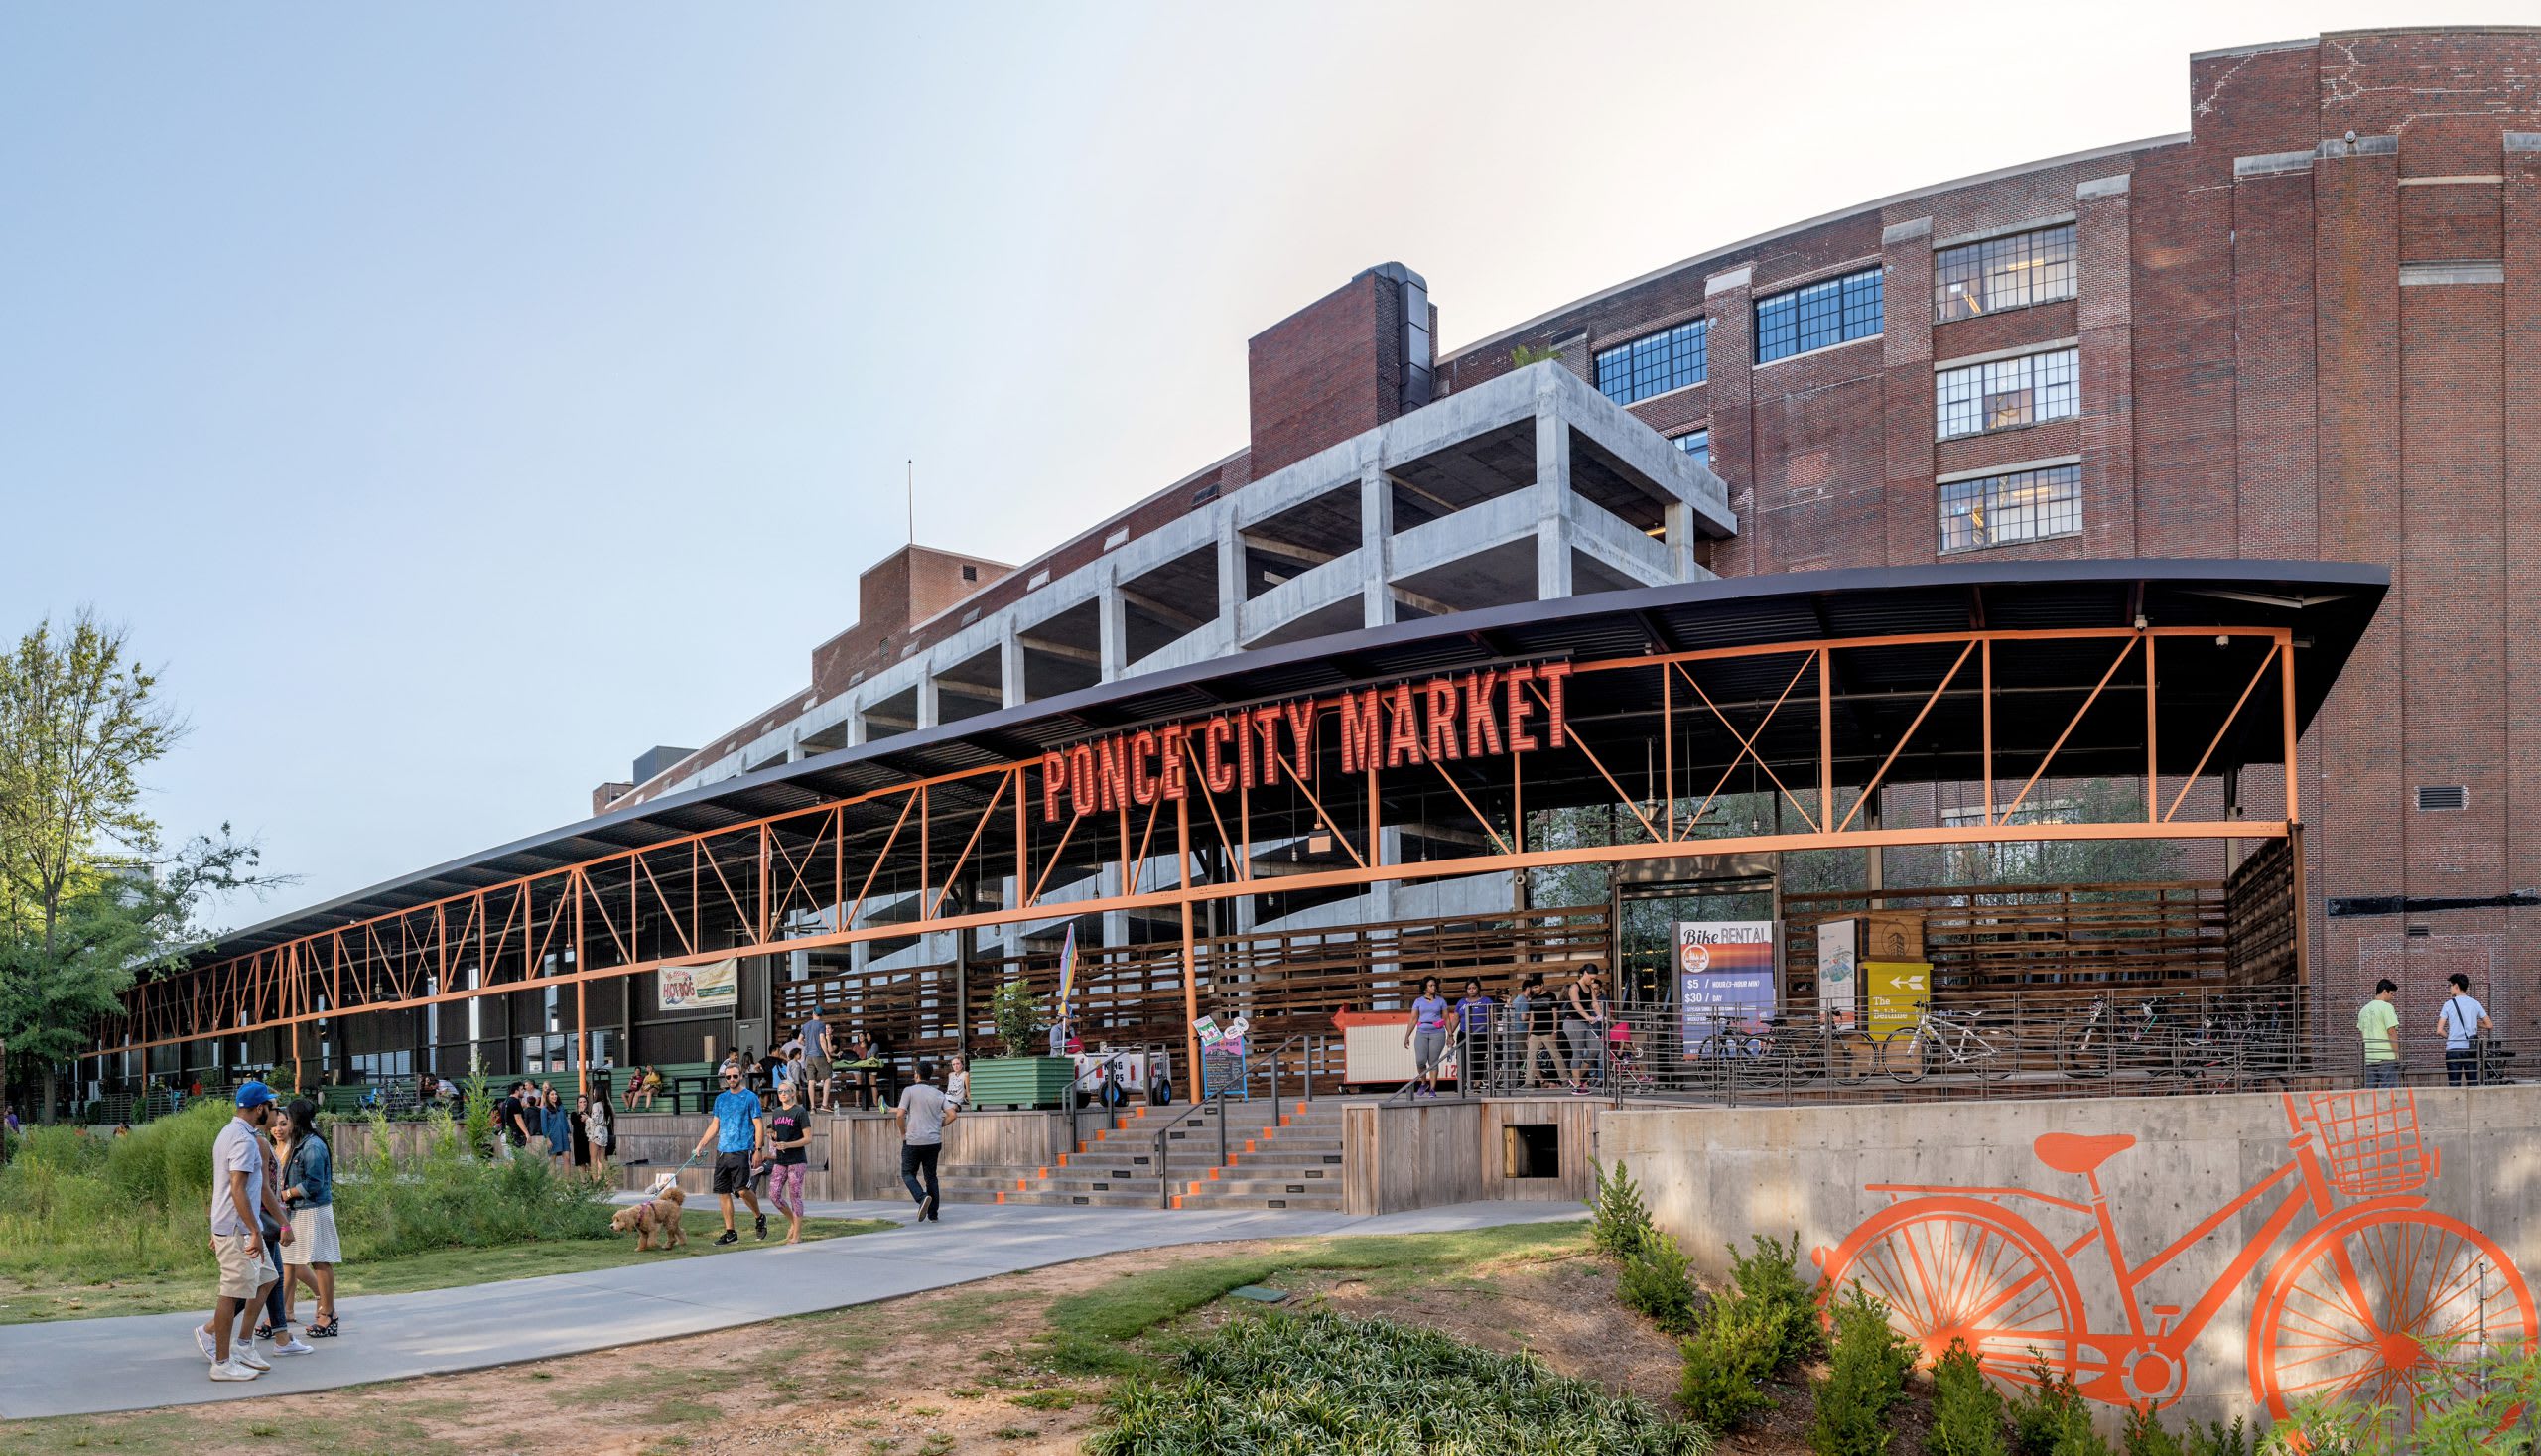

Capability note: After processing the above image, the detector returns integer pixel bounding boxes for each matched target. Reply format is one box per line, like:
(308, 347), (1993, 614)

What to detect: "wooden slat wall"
(1783, 880), (2234, 1012)
(2224, 839), (2301, 989)
(774, 905), (1611, 1085)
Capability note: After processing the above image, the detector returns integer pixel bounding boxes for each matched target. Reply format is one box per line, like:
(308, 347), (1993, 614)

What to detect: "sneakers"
(196, 1325), (220, 1363)
(754, 1213), (767, 1241)
(919, 1194), (938, 1222)
(209, 1357), (261, 1382)
(270, 1333), (316, 1356)
(231, 1345), (272, 1372)
(715, 1229), (738, 1246)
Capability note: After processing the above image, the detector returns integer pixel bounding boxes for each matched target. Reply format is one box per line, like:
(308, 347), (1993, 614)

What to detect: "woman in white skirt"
(277, 1098), (342, 1338)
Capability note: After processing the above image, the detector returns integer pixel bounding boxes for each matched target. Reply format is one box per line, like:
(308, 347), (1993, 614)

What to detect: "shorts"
(1413, 1027), (1448, 1072)
(286, 1204), (341, 1265)
(214, 1232), (277, 1300)
(713, 1151), (755, 1195)
(805, 1056), (832, 1078)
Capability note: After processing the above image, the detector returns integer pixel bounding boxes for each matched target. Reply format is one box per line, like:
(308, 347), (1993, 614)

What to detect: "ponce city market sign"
(1038, 662), (1576, 822)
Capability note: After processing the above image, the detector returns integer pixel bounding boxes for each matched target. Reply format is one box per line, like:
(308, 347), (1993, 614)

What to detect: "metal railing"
(1559, 989), (2534, 1109)
(1149, 1089), (1238, 1208)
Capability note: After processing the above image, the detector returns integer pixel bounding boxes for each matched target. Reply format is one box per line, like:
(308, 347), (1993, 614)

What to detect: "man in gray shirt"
(894, 1060), (955, 1223)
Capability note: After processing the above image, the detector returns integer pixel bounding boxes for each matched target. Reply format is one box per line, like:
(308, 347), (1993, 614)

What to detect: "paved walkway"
(0, 1199), (1585, 1420)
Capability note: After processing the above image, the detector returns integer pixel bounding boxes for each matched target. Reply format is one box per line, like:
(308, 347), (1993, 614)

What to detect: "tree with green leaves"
(0, 611), (281, 1120)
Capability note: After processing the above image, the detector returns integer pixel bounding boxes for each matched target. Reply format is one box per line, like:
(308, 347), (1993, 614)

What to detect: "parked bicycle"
(1879, 1006), (2012, 1083)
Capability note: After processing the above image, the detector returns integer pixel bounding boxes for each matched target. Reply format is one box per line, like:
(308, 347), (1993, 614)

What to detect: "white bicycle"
(1878, 1007), (2013, 1084)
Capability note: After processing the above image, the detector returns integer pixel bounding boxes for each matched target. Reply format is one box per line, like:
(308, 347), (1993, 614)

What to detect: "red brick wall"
(1248, 270), (1393, 478)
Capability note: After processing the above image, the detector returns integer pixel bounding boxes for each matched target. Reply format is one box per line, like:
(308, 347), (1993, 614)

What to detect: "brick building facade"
(613, 27), (2536, 1043)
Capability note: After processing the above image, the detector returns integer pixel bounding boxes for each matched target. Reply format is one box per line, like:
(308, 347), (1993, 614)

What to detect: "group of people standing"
(1401, 963), (1618, 1097)
(199, 1082), (340, 1383)
(491, 1079), (615, 1178)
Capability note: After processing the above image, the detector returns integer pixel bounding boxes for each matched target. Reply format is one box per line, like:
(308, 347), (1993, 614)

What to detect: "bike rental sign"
(1676, 921), (1775, 1057)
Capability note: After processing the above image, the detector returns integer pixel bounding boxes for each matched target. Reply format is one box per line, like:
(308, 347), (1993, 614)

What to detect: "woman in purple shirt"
(1403, 977), (1452, 1099)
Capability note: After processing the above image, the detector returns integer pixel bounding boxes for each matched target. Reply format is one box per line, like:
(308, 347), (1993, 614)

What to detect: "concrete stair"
(980, 1098), (1351, 1212)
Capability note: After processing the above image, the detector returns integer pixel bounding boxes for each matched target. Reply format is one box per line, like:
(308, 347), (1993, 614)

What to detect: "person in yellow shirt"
(2357, 979), (2401, 1088)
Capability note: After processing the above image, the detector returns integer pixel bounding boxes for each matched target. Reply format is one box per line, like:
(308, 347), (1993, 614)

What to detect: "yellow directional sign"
(1864, 960), (1934, 1039)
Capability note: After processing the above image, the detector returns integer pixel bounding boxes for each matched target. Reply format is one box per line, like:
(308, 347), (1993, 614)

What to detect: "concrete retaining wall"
(1599, 1086), (2541, 1428)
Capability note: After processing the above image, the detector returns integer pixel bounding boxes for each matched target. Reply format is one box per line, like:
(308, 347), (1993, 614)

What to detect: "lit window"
(1672, 429), (1711, 471)
(1594, 319), (1707, 404)
(1935, 225), (2076, 322)
(1938, 463), (2082, 553)
(1936, 348), (2078, 439)
(1755, 269), (1883, 363)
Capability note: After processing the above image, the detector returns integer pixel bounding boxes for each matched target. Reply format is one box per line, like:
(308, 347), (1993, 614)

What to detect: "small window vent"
(1028, 569), (1050, 589)
(1191, 482), (1221, 506)
(961, 564), (978, 583)
(2416, 785), (2468, 812)
(2407, 925), (2433, 939)
(1103, 527), (1130, 550)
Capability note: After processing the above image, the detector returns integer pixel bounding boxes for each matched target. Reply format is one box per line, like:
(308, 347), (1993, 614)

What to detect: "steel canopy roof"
(195, 558), (2384, 964)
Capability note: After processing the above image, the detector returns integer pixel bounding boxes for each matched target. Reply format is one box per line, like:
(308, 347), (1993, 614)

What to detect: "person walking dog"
(894, 1060), (956, 1223)
(690, 1064), (768, 1244)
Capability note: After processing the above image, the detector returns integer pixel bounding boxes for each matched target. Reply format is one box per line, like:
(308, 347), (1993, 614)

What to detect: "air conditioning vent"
(2416, 785), (2468, 812)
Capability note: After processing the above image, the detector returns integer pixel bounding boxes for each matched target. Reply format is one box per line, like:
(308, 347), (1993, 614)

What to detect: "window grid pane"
(1594, 318), (1708, 404)
(1672, 429), (1710, 471)
(1937, 463), (2082, 553)
(1935, 347), (2079, 439)
(1755, 268), (1884, 364)
(1934, 225), (2077, 323)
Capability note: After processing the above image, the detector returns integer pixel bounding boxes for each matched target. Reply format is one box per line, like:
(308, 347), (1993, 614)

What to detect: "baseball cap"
(234, 1081), (277, 1109)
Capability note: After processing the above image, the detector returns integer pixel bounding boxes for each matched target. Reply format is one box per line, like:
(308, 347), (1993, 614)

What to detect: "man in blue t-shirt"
(689, 1064), (768, 1244)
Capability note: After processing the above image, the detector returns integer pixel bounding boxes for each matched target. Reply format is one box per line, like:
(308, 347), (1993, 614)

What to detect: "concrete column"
(1534, 397), (1573, 600)
(915, 675), (940, 731)
(1000, 627), (1026, 708)
(785, 730), (805, 764)
(1360, 454), (1395, 627)
(1664, 500), (1694, 581)
(1099, 863), (1129, 948)
(1098, 564), (1127, 684)
(844, 706), (868, 748)
(1370, 829), (1403, 920)
(1216, 518), (1245, 643)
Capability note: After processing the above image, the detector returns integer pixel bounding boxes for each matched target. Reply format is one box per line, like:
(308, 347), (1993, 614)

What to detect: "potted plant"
(966, 978), (1075, 1109)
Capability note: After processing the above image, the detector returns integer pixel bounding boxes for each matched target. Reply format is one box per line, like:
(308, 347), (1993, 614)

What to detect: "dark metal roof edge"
(187, 558), (2386, 960)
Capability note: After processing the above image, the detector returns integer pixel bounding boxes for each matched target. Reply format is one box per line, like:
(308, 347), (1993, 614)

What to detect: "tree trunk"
(39, 1062), (58, 1125)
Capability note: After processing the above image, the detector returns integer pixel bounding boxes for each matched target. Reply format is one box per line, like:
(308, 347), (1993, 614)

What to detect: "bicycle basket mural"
(1811, 1090), (2532, 1421)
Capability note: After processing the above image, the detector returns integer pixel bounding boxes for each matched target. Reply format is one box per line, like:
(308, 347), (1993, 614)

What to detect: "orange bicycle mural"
(1812, 1091), (2534, 1418)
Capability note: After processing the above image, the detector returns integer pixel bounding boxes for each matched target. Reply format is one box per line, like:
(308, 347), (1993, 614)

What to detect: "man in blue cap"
(199, 1080), (292, 1381)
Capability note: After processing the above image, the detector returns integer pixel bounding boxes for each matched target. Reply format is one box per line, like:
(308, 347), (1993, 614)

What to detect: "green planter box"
(967, 1055), (1075, 1109)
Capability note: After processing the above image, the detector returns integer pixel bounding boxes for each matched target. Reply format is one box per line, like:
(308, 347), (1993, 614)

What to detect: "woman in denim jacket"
(277, 1099), (341, 1337)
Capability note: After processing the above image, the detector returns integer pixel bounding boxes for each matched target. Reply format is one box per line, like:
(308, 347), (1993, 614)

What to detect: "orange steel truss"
(89, 625), (2304, 1094)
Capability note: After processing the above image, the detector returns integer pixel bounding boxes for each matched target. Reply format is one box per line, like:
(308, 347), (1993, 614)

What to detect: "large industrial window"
(1938, 463), (2081, 553)
(1672, 429), (1711, 471)
(1755, 268), (1883, 363)
(1594, 318), (1707, 403)
(1936, 348), (2078, 439)
(1934, 224), (2076, 322)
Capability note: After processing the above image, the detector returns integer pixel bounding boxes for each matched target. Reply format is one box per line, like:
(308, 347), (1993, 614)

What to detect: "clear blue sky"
(0, 1), (2503, 927)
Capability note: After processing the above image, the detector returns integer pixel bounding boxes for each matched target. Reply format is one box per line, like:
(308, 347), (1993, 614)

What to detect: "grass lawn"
(0, 1209), (894, 1326)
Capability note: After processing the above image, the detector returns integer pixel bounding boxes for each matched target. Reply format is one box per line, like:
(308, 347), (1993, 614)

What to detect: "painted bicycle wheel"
(2249, 1207), (2539, 1419)
(1817, 1198), (2082, 1386)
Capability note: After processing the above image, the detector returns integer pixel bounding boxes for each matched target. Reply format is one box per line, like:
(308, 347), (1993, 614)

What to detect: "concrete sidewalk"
(0, 1200), (1584, 1420)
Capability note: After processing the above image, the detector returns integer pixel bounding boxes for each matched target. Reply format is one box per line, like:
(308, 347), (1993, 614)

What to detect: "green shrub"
(1619, 1229), (1700, 1334)
(1678, 1288), (1789, 1431)
(1589, 1157), (1657, 1258)
(2267, 1341), (2541, 1454)
(1807, 1285), (1915, 1456)
(1729, 1233), (1824, 1366)
(2008, 1359), (2110, 1456)
(1085, 1309), (1708, 1455)
(2121, 1404), (2184, 1456)
(2183, 1418), (2248, 1456)
(1930, 1340), (2008, 1456)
